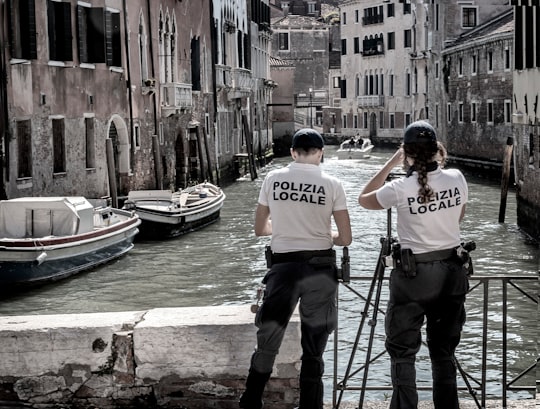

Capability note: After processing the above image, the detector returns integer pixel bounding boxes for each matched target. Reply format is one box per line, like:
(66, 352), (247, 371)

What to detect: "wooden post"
(242, 114), (258, 180)
(498, 137), (514, 223)
(152, 135), (163, 190)
(105, 139), (118, 208)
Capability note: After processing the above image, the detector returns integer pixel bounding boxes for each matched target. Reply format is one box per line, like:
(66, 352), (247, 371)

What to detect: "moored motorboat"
(336, 138), (374, 160)
(0, 196), (140, 287)
(123, 182), (226, 240)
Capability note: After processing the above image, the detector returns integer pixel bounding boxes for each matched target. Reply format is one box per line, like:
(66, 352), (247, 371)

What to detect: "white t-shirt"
(376, 167), (468, 254)
(258, 162), (348, 253)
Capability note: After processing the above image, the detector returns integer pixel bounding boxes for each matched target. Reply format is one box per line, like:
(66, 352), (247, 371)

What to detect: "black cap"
(403, 120), (437, 144)
(291, 128), (324, 149)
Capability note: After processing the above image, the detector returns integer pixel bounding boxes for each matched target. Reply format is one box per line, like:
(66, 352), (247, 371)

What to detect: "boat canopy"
(0, 197), (94, 239)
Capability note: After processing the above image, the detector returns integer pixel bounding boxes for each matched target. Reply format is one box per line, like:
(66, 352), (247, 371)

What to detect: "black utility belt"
(388, 241), (476, 278)
(265, 246), (336, 268)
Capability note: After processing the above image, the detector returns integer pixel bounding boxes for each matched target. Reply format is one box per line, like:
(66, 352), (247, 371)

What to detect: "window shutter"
(62, 2), (73, 61)
(77, 5), (89, 63)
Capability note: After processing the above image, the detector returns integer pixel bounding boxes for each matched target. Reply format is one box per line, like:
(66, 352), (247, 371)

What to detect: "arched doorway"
(369, 112), (377, 139)
(107, 115), (130, 196)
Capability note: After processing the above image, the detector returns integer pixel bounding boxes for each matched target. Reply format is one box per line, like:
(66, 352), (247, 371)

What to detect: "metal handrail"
(332, 273), (537, 408)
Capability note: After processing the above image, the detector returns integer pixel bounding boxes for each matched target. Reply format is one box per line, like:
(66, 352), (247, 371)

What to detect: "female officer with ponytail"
(358, 120), (469, 409)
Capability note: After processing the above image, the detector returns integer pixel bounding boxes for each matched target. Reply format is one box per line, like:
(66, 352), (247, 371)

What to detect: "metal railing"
(332, 211), (537, 408)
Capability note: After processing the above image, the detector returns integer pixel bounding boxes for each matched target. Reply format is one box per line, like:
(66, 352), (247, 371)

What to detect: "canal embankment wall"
(0, 305), (301, 409)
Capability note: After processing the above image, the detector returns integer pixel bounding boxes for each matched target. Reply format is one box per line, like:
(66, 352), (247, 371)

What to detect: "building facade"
(339, 0), (428, 143)
(437, 10), (514, 172)
(511, 0), (540, 241)
(0, 0), (272, 201)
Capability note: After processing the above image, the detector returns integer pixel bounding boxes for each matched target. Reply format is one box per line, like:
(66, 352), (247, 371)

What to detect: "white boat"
(123, 182), (226, 240)
(336, 138), (374, 160)
(0, 197), (140, 287)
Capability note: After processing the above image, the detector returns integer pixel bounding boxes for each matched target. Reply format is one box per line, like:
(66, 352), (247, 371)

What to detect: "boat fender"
(36, 251), (48, 265)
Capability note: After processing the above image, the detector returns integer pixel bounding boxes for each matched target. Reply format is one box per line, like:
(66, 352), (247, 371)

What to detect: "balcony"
(228, 67), (253, 99)
(357, 95), (385, 108)
(215, 64), (232, 89)
(161, 83), (192, 115)
(296, 90), (328, 107)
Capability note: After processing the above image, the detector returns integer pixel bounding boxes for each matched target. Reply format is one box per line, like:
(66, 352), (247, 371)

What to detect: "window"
(387, 32), (395, 50)
(404, 29), (411, 48)
(355, 10), (359, 23)
(353, 115), (358, 128)
(307, 1), (316, 14)
(138, 15), (149, 83)
(379, 111), (384, 128)
(77, 5), (121, 66)
(342, 115), (347, 128)
(447, 103), (452, 123)
(504, 48), (511, 71)
(340, 79), (347, 98)
(504, 100), (512, 123)
(390, 113), (395, 129)
(471, 102), (477, 123)
(405, 113), (411, 127)
(8, 0), (38, 60)
(487, 51), (493, 72)
(133, 123), (141, 150)
(403, 2), (411, 15)
(47, 0), (73, 62)
(191, 37), (201, 90)
(435, 61), (439, 79)
(17, 120), (32, 178)
(458, 102), (464, 123)
(471, 54), (477, 75)
(341, 39), (347, 55)
(342, 12), (347, 25)
(52, 118), (66, 173)
(85, 117), (95, 168)
(405, 71), (411, 96)
(435, 103), (439, 127)
(458, 57), (463, 77)
(487, 100), (494, 124)
(363, 112), (368, 129)
(389, 74), (394, 96)
(278, 32), (289, 51)
(354, 37), (360, 54)
(333, 76), (341, 88)
(387, 3), (395, 17)
(462, 7), (477, 28)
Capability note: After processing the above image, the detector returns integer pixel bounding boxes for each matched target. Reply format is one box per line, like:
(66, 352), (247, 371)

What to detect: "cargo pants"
(385, 257), (469, 409)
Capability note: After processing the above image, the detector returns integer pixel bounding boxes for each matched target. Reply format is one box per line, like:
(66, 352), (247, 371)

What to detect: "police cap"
(291, 128), (324, 149)
(403, 120), (437, 144)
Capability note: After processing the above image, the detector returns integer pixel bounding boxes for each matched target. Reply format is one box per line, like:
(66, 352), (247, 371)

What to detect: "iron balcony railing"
(357, 95), (385, 108)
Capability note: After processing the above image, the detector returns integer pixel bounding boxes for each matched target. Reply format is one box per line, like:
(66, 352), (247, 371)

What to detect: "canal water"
(0, 146), (537, 403)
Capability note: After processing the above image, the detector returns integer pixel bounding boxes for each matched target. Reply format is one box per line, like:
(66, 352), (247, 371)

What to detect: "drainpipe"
(122, 0), (134, 197)
(209, 0), (219, 184)
(146, 0), (162, 189)
(0, 1), (8, 199)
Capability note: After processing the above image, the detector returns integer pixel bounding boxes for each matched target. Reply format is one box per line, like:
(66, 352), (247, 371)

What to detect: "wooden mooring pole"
(498, 137), (514, 223)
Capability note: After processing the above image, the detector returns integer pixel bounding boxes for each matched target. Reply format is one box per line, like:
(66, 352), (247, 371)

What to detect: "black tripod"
(333, 207), (395, 409)
(332, 206), (483, 409)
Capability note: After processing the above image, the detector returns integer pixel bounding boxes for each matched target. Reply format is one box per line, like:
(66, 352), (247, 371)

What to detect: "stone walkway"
(324, 399), (539, 409)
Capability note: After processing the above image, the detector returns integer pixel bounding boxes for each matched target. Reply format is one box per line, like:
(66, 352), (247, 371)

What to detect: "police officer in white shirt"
(239, 128), (352, 409)
(358, 120), (470, 409)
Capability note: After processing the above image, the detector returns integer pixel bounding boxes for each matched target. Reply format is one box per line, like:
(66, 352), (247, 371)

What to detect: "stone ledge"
(0, 305), (302, 408)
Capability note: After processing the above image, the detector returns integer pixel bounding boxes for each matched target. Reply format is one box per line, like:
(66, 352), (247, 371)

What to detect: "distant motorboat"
(336, 138), (374, 160)
(123, 182), (226, 240)
(0, 196), (140, 287)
